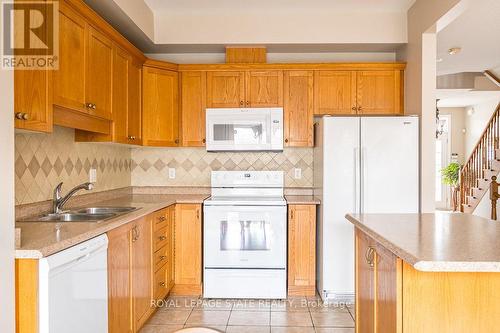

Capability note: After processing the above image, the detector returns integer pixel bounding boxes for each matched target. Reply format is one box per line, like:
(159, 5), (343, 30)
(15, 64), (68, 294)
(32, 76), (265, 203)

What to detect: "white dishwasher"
(38, 234), (109, 333)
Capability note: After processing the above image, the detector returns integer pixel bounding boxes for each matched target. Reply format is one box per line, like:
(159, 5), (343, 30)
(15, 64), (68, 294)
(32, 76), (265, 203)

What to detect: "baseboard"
(288, 285), (316, 297)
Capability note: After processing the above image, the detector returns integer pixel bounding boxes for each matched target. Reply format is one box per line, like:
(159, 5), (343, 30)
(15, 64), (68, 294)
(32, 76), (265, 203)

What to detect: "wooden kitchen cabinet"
(314, 71), (356, 115)
(246, 70), (283, 107)
(110, 46), (130, 144)
(142, 66), (179, 146)
(284, 71), (314, 147)
(86, 26), (113, 120)
(173, 204), (202, 295)
(53, 2), (87, 114)
(108, 216), (153, 333)
(288, 205), (317, 296)
(206, 71), (245, 108)
(355, 228), (403, 333)
(181, 71), (207, 146)
(356, 70), (402, 115)
(128, 60), (143, 144)
(151, 207), (174, 301)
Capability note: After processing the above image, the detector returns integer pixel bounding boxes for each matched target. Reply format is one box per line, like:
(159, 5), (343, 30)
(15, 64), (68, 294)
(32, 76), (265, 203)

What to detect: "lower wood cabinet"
(151, 207), (174, 301)
(288, 204), (316, 296)
(173, 204), (202, 295)
(108, 216), (153, 333)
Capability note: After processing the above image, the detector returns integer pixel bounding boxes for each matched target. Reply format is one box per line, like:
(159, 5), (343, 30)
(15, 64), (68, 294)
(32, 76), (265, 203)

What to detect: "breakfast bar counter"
(346, 212), (500, 333)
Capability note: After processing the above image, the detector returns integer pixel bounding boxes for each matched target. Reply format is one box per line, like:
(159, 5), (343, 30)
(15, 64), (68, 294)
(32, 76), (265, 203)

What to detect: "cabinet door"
(14, 69), (52, 133)
(246, 70), (283, 107)
(86, 26), (113, 120)
(284, 71), (313, 147)
(112, 46), (130, 144)
(288, 205), (316, 296)
(108, 224), (133, 333)
(53, 3), (86, 113)
(181, 71), (206, 146)
(314, 71), (356, 115)
(356, 229), (376, 333)
(128, 61), (142, 145)
(375, 244), (402, 333)
(131, 217), (153, 330)
(174, 204), (202, 292)
(206, 71), (245, 108)
(142, 67), (179, 146)
(356, 71), (402, 115)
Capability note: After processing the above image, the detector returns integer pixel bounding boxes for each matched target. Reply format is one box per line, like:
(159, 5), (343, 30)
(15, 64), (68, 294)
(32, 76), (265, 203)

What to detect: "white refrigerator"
(314, 116), (419, 302)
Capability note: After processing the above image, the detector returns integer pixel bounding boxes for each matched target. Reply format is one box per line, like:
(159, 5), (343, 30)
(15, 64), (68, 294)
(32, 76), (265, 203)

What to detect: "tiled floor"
(140, 296), (355, 333)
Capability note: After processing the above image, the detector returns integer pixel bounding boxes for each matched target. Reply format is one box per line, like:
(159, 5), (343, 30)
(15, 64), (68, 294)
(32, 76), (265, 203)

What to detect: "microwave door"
(208, 119), (271, 151)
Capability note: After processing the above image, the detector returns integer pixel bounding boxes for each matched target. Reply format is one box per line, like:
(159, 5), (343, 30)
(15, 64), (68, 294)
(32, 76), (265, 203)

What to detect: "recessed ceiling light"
(436, 58), (443, 63)
(448, 47), (462, 55)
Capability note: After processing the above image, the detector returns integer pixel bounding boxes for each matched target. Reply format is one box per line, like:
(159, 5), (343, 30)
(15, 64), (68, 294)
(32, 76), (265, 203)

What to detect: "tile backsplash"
(15, 126), (313, 205)
(131, 147), (313, 187)
(15, 127), (131, 205)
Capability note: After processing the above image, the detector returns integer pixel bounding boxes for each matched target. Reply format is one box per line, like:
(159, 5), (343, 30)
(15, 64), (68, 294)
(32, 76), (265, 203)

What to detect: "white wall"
(464, 98), (500, 155)
(153, 10), (407, 44)
(147, 52), (397, 64)
(0, 69), (15, 332)
(473, 189), (497, 220)
(439, 107), (466, 164)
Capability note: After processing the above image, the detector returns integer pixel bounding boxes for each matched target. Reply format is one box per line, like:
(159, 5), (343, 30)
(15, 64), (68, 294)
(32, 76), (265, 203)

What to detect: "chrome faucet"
(53, 182), (94, 214)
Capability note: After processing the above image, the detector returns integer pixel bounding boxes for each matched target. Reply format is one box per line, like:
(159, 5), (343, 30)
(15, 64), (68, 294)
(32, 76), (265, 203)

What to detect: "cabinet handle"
(159, 235), (167, 241)
(15, 112), (29, 120)
(159, 282), (166, 287)
(85, 103), (93, 109)
(290, 209), (294, 220)
(239, 101), (244, 106)
(352, 106), (357, 111)
(158, 216), (166, 222)
(132, 226), (138, 242)
(160, 255), (167, 260)
(92, 104), (96, 110)
(365, 246), (376, 267)
(358, 106), (362, 112)
(196, 209), (200, 219)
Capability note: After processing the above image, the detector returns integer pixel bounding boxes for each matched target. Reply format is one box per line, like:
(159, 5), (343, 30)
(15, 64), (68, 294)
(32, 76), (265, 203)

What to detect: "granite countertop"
(285, 195), (320, 204)
(346, 212), (500, 272)
(15, 194), (208, 259)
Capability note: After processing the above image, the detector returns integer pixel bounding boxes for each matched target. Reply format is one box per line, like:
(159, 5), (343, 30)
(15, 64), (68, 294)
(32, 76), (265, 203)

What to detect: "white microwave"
(205, 108), (283, 151)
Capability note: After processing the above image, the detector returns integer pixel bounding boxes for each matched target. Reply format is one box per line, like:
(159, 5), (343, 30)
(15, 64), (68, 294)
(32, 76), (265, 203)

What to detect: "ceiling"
(144, 0), (416, 12)
(437, 0), (500, 75)
(437, 90), (500, 108)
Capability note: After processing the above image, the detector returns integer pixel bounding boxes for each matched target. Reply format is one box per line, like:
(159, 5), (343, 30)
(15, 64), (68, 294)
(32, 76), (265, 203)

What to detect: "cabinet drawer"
(153, 208), (169, 232)
(154, 244), (170, 272)
(154, 265), (169, 301)
(154, 227), (169, 252)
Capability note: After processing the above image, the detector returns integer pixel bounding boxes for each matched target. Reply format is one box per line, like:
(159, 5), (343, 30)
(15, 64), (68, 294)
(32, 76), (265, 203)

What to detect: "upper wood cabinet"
(181, 71), (206, 146)
(246, 70), (283, 107)
(206, 71), (245, 108)
(142, 66), (179, 147)
(206, 70), (283, 108)
(313, 69), (404, 115)
(128, 61), (143, 144)
(112, 46), (130, 144)
(356, 70), (402, 115)
(288, 204), (316, 296)
(284, 71), (314, 147)
(86, 26), (113, 119)
(173, 204), (202, 295)
(53, 2), (87, 114)
(314, 71), (356, 115)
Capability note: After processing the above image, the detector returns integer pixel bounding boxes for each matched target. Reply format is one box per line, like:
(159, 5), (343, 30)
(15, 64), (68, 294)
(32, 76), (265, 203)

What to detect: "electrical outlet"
(168, 168), (176, 179)
(294, 168), (302, 179)
(89, 168), (97, 183)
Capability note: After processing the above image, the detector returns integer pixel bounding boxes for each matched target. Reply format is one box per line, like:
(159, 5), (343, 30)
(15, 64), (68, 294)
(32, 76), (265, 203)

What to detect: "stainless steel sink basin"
(36, 213), (116, 222)
(75, 207), (137, 215)
(19, 206), (137, 223)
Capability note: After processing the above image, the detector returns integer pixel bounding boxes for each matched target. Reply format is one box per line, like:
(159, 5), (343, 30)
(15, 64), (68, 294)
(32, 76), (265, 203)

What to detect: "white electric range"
(203, 171), (287, 299)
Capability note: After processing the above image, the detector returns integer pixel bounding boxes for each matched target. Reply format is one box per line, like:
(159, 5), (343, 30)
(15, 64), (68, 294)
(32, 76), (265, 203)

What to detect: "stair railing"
(490, 175), (499, 220)
(460, 102), (500, 212)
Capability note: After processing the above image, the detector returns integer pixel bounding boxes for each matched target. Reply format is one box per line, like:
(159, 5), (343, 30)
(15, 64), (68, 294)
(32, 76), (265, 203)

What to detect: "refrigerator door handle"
(354, 147), (360, 214)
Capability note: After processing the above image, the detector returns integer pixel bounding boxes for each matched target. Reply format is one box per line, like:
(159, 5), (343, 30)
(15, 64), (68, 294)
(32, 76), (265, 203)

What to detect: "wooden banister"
(460, 102), (500, 212)
(490, 176), (499, 220)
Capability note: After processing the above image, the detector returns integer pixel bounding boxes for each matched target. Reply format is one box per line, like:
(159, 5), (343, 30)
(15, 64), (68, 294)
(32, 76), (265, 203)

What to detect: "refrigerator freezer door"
(360, 117), (419, 213)
(318, 117), (359, 298)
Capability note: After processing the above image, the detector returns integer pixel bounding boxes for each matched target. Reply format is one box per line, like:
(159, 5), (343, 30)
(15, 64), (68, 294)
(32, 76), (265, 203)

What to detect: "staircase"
(460, 102), (500, 213)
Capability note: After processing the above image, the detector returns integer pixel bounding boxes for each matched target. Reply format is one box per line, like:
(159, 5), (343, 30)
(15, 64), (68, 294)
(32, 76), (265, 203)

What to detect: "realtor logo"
(1, 1), (58, 69)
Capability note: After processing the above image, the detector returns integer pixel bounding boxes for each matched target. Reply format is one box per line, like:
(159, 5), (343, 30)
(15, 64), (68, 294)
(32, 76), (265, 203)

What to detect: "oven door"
(204, 205), (286, 268)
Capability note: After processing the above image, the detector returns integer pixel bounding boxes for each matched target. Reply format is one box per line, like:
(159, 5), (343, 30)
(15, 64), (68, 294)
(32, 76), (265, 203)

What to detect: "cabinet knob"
(239, 101), (244, 106)
(284, 138), (289, 143)
(175, 139), (179, 144)
(358, 106), (362, 112)
(352, 106), (357, 111)
(159, 235), (166, 241)
(85, 103), (92, 109)
(15, 112), (29, 120)
(246, 101), (250, 106)
(92, 104), (96, 110)
(160, 255), (167, 260)
(159, 282), (166, 287)
(202, 138), (206, 144)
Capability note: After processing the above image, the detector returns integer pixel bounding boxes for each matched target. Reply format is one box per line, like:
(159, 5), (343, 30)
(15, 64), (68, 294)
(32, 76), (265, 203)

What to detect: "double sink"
(21, 206), (137, 223)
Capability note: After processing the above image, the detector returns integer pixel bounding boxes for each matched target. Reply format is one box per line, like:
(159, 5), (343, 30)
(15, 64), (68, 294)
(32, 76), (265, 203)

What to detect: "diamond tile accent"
(15, 156), (27, 178)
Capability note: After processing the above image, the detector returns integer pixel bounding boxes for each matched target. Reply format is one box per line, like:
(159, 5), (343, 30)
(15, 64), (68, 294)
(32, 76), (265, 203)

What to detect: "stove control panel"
(211, 171), (284, 188)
